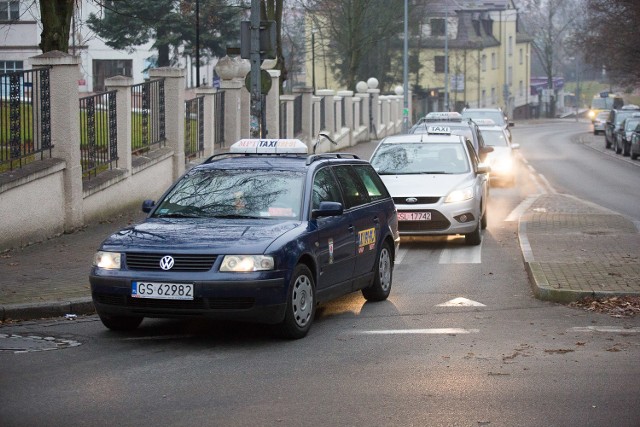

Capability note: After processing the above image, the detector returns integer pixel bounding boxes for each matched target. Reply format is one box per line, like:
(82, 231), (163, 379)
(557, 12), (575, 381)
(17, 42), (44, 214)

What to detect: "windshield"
(625, 119), (640, 131)
(462, 110), (506, 126)
(371, 142), (470, 175)
(591, 97), (623, 110)
(153, 169), (305, 219)
(480, 129), (508, 147)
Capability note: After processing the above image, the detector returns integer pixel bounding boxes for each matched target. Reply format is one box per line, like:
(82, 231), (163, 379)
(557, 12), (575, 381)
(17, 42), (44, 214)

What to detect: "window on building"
(508, 36), (513, 56)
(431, 18), (445, 36)
(491, 87), (496, 104)
(92, 59), (133, 92)
(508, 66), (513, 86)
(0, 0), (19, 20)
(519, 80), (524, 97)
(0, 60), (23, 73)
(481, 89), (486, 107)
(491, 52), (496, 70)
(481, 54), (487, 72)
(434, 56), (447, 73)
(519, 48), (523, 65)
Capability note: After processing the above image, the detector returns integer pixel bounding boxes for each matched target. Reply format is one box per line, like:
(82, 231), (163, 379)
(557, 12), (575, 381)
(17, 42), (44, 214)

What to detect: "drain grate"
(0, 333), (82, 353)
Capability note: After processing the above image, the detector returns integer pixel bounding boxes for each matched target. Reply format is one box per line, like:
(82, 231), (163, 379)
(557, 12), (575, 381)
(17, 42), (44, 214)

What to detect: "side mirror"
(142, 199), (155, 213)
(477, 163), (491, 175)
(509, 122), (515, 127)
(311, 201), (343, 219)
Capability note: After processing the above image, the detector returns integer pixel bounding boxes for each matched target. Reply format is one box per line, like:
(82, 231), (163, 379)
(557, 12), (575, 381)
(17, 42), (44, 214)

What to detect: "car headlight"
(220, 255), (275, 272)
(93, 251), (121, 270)
(588, 111), (595, 118)
(491, 156), (513, 173)
(445, 185), (474, 203)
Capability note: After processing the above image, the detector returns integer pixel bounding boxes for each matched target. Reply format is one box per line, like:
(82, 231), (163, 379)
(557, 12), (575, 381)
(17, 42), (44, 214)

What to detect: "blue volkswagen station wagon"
(90, 139), (399, 339)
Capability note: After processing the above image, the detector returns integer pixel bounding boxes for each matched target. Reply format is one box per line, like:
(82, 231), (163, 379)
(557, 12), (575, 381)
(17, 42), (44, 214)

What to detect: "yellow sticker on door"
(358, 228), (376, 251)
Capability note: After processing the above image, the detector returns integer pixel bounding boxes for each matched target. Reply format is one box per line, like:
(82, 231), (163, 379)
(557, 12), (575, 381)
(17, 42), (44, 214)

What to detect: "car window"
(333, 165), (371, 209)
(371, 142), (469, 175)
(353, 164), (390, 201)
(625, 119), (640, 131)
(480, 129), (508, 147)
(465, 140), (479, 170)
(154, 169), (304, 219)
(312, 167), (343, 210)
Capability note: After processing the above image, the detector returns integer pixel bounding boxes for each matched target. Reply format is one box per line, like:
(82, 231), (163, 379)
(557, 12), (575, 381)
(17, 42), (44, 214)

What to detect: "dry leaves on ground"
(569, 296), (640, 318)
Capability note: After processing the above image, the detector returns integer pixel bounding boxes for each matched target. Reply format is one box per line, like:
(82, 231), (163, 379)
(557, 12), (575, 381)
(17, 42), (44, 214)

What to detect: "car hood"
(100, 218), (301, 253)
(379, 174), (473, 198)
(485, 146), (512, 160)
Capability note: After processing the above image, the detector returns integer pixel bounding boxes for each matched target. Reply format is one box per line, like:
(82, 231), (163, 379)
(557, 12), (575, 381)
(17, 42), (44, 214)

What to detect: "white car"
(369, 126), (490, 245)
(476, 123), (520, 187)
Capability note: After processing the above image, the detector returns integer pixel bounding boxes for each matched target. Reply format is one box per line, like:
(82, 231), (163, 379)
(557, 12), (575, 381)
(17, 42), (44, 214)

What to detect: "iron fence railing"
(184, 96), (204, 162)
(131, 79), (165, 155)
(79, 91), (117, 179)
(213, 91), (225, 147)
(0, 67), (52, 171)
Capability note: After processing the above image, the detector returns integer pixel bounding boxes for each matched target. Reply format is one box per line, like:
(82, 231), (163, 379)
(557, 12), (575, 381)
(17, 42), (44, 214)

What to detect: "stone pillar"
(312, 95), (322, 138)
(293, 86), (314, 145)
(195, 85), (218, 157)
(368, 88), (380, 137)
(356, 93), (370, 139)
(149, 67), (185, 179)
(317, 89), (335, 135)
(280, 95), (296, 138)
(105, 75), (133, 176)
(352, 96), (362, 130)
(219, 79), (243, 147)
(31, 51), (83, 232)
(265, 69), (281, 139)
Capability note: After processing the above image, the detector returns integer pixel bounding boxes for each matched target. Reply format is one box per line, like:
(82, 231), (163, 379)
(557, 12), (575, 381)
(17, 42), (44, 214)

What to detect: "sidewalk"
(1, 191), (639, 322)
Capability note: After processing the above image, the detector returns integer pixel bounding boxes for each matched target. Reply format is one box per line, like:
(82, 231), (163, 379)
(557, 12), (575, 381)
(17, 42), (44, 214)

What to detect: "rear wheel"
(615, 138), (622, 154)
(481, 208), (488, 230)
(276, 264), (315, 339)
(465, 221), (482, 246)
(98, 313), (143, 331)
(623, 141), (631, 157)
(362, 241), (393, 302)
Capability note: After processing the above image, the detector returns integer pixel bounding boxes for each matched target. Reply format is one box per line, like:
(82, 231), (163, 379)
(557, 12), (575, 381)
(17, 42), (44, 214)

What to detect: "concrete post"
(219, 79), (243, 148)
(280, 95), (296, 138)
(105, 75), (133, 176)
(312, 95), (322, 139)
(353, 96), (362, 130)
(30, 51), (83, 232)
(293, 87), (313, 145)
(266, 70), (281, 139)
(195, 85), (218, 157)
(240, 85), (250, 139)
(356, 93), (371, 140)
(149, 67), (185, 179)
(317, 89), (335, 135)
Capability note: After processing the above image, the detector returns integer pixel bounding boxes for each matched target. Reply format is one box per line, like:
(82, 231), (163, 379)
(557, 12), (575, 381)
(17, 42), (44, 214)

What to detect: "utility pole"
(249, 0), (261, 138)
(444, 6), (449, 111)
(402, 0), (409, 132)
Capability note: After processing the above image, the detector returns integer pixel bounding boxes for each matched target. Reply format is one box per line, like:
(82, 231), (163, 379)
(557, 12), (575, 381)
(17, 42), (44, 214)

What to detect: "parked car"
(476, 121), (520, 187)
(409, 111), (493, 161)
(369, 125), (490, 245)
(605, 105), (640, 151)
(631, 123), (640, 160)
(90, 138), (400, 339)
(461, 107), (514, 140)
(592, 110), (609, 135)
(615, 114), (640, 156)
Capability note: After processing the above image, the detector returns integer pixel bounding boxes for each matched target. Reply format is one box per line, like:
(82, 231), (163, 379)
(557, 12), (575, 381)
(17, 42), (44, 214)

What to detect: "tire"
(623, 141), (630, 157)
(276, 264), (315, 339)
(632, 151), (638, 160)
(615, 139), (622, 154)
(98, 313), (143, 331)
(362, 241), (393, 302)
(465, 221), (482, 246)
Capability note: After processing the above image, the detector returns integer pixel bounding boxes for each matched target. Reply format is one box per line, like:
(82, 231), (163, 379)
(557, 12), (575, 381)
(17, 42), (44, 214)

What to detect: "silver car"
(369, 127), (490, 245)
(593, 111), (609, 135)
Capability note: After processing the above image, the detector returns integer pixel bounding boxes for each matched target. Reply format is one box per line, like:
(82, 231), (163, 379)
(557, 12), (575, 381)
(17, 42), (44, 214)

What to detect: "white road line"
(569, 326), (640, 333)
(436, 297), (486, 307)
(358, 328), (480, 335)
(439, 245), (481, 264)
(538, 173), (557, 194)
(505, 195), (539, 222)
(395, 248), (408, 265)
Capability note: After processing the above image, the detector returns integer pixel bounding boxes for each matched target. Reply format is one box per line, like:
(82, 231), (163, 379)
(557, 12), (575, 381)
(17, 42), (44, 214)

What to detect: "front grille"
(393, 196), (441, 205)
(399, 210), (450, 232)
(93, 293), (254, 311)
(125, 253), (217, 272)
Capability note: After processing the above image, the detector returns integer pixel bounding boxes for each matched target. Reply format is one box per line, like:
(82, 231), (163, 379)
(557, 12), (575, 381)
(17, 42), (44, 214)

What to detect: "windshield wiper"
(212, 214), (263, 219)
(153, 212), (201, 218)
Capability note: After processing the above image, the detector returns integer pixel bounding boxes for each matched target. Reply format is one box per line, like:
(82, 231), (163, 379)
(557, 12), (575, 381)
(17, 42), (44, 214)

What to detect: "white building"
(0, 0), (213, 92)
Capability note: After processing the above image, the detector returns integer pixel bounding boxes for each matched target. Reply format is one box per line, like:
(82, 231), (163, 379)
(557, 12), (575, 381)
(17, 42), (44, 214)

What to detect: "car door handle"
(373, 216), (380, 224)
(348, 225), (355, 233)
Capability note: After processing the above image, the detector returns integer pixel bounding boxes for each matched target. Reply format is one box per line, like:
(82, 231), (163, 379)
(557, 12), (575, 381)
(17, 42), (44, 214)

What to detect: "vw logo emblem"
(405, 197), (418, 204)
(159, 255), (175, 270)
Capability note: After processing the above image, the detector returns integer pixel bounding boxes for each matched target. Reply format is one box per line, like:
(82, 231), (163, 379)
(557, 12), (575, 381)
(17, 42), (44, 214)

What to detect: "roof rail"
(305, 153), (360, 165)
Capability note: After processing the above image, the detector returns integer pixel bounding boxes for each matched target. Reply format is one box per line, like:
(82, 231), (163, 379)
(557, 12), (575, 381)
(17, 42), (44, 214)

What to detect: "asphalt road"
(1, 120), (639, 427)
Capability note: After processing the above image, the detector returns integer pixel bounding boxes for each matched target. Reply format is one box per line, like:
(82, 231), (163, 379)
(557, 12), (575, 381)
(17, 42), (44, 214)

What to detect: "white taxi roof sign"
(427, 126), (452, 134)
(424, 111), (462, 122)
(230, 139), (308, 154)
(473, 118), (496, 126)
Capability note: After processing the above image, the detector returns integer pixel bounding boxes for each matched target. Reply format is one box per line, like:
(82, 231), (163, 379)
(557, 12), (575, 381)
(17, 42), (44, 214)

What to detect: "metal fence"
(131, 79), (165, 155)
(184, 95), (204, 162)
(0, 67), (52, 171)
(79, 91), (117, 179)
(213, 91), (225, 147)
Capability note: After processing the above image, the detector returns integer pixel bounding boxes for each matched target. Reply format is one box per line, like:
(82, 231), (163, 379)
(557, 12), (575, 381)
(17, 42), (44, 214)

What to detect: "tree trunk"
(39, 0), (75, 53)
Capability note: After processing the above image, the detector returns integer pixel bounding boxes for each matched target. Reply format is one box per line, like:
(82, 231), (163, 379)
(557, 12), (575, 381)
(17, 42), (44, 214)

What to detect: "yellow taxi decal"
(358, 228), (376, 248)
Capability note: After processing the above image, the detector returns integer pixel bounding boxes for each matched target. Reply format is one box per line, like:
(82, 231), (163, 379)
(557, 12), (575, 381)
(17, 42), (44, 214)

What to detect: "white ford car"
(369, 126), (490, 245)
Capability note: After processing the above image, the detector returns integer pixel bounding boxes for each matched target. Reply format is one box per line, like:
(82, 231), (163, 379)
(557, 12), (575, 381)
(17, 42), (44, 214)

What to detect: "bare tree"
(39, 0), (77, 53)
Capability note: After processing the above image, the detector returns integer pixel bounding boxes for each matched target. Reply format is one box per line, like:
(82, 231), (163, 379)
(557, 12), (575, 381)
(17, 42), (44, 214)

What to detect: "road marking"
(439, 245), (481, 264)
(395, 248), (408, 265)
(505, 195), (538, 222)
(436, 297), (486, 307)
(569, 326), (640, 334)
(358, 328), (480, 335)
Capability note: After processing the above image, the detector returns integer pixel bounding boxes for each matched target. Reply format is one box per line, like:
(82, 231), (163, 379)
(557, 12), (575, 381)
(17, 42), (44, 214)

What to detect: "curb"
(1, 298), (95, 322)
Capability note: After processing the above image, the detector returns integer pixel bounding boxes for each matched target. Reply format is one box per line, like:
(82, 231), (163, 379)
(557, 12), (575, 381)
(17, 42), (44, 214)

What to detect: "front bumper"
(396, 199), (480, 236)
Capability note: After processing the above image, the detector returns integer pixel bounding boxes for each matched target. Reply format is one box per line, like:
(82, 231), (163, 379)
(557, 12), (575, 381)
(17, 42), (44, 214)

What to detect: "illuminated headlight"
(220, 255), (275, 272)
(93, 251), (121, 270)
(588, 111), (595, 119)
(491, 156), (513, 173)
(445, 186), (474, 203)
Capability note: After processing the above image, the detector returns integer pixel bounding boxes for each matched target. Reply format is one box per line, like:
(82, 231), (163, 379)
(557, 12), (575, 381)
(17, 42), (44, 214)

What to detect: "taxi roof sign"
(424, 111), (463, 122)
(427, 126), (452, 134)
(230, 139), (308, 154)
(472, 118), (496, 126)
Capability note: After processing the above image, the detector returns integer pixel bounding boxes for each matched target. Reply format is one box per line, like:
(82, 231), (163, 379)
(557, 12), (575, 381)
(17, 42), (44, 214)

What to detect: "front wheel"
(276, 264), (315, 339)
(362, 241), (393, 302)
(465, 221), (482, 246)
(98, 313), (143, 331)
(623, 141), (631, 157)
